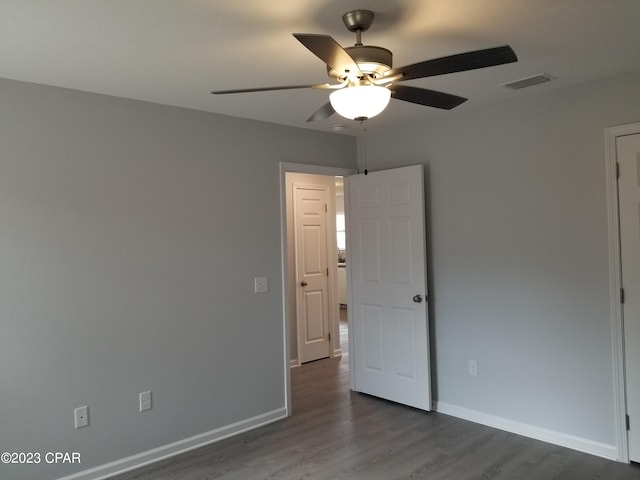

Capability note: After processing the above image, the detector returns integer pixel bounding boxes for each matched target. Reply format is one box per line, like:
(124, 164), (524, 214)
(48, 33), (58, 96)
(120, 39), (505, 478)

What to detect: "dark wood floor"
(111, 347), (640, 479)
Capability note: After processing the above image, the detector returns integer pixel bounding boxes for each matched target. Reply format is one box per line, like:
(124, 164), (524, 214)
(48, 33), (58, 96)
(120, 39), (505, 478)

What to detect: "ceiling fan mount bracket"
(342, 10), (375, 33)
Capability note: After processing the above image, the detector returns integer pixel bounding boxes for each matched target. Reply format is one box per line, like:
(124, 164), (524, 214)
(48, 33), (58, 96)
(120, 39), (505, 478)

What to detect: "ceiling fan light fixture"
(329, 85), (391, 121)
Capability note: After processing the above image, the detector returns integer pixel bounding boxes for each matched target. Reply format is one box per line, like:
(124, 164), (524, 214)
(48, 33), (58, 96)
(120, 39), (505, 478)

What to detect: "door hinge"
(616, 162), (620, 179)
(328, 332), (331, 341)
(621, 287), (625, 304)
(626, 414), (630, 431)
(327, 267), (329, 276)
(325, 204), (328, 213)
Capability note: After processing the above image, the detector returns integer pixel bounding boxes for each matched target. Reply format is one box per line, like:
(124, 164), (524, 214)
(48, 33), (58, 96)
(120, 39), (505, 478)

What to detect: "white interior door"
(347, 164), (431, 410)
(618, 133), (640, 462)
(294, 183), (331, 363)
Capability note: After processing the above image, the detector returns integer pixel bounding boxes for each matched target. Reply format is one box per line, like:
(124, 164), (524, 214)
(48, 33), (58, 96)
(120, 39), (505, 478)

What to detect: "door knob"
(412, 294), (423, 303)
(300, 281), (308, 286)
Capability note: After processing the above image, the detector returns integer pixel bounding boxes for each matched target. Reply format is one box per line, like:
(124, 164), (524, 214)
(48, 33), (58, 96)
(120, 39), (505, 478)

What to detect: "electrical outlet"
(74, 406), (89, 429)
(468, 360), (478, 377)
(254, 276), (268, 293)
(139, 391), (152, 412)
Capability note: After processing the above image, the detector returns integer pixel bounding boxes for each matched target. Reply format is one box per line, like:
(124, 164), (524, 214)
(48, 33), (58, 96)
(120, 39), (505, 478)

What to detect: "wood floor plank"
(110, 355), (640, 480)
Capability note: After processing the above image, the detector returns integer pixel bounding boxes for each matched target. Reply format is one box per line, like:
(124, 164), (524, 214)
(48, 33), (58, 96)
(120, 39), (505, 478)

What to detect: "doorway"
(280, 162), (356, 415)
(290, 174), (335, 364)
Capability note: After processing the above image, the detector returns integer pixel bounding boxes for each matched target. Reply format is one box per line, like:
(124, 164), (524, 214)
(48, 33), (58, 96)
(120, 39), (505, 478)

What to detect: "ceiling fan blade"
(293, 33), (362, 77)
(387, 45), (517, 82)
(390, 84), (467, 110)
(306, 102), (335, 123)
(211, 84), (317, 94)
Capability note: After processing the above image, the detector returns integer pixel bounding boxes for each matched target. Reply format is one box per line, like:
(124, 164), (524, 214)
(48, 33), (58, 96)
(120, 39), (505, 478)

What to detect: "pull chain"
(360, 120), (368, 175)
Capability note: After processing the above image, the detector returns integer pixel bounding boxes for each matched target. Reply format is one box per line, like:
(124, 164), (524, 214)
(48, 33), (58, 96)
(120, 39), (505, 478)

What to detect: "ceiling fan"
(211, 10), (517, 122)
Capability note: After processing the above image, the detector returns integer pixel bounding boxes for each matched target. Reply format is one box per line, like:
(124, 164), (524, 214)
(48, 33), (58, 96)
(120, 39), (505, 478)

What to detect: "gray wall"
(363, 70), (640, 447)
(0, 77), (356, 479)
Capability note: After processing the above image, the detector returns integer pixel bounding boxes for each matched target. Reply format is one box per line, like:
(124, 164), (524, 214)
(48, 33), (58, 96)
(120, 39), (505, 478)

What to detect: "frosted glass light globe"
(329, 85), (391, 121)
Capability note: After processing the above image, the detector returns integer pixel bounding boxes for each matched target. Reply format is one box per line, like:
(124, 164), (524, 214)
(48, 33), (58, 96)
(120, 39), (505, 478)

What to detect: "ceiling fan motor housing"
(327, 45), (393, 80)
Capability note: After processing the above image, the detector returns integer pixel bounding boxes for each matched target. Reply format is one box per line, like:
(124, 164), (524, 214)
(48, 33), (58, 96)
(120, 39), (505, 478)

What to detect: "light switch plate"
(254, 277), (268, 293)
(139, 391), (152, 412)
(468, 360), (478, 377)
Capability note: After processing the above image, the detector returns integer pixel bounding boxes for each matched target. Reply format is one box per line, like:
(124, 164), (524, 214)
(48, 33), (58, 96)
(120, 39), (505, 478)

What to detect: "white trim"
(434, 402), (618, 461)
(290, 358), (300, 368)
(280, 162), (356, 176)
(605, 122), (640, 463)
(56, 407), (287, 480)
(344, 177), (356, 392)
(279, 162), (357, 416)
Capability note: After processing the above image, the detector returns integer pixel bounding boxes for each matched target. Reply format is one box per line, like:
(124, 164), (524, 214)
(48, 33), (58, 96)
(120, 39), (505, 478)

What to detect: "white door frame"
(605, 121), (640, 463)
(280, 162), (356, 415)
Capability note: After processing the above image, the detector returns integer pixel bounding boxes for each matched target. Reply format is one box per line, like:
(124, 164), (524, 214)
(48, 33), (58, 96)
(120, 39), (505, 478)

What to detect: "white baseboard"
(57, 407), (288, 480)
(290, 358), (300, 368)
(434, 402), (619, 461)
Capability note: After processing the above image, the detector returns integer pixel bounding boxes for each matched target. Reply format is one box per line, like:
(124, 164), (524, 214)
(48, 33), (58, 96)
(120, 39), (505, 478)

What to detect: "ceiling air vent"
(503, 73), (556, 90)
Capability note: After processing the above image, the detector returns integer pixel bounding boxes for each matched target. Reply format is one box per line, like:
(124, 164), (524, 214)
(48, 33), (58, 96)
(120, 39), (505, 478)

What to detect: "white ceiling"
(2, 0), (640, 136)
